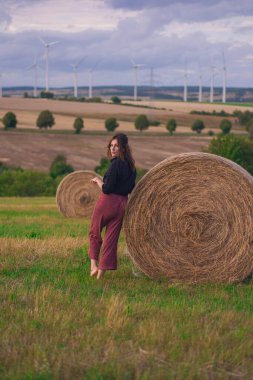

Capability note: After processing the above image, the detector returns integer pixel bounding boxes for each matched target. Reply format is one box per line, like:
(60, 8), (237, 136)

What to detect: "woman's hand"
(91, 177), (103, 190)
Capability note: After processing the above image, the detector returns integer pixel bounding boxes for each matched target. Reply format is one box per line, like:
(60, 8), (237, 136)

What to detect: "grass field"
(1, 197), (253, 380)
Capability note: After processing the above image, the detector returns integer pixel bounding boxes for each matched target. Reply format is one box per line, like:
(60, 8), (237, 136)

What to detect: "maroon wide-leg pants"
(88, 193), (128, 270)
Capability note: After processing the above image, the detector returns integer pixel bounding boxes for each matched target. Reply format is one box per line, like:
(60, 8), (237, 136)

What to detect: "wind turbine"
(222, 50), (227, 104)
(131, 58), (145, 101)
(88, 61), (99, 99)
(39, 37), (59, 92)
(183, 61), (188, 102)
(70, 57), (86, 98)
(27, 57), (39, 97)
(198, 73), (203, 102)
(210, 65), (218, 103)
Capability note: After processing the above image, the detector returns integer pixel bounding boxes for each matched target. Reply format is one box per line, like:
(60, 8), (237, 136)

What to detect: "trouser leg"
(88, 202), (105, 261)
(99, 216), (123, 270)
(99, 197), (128, 270)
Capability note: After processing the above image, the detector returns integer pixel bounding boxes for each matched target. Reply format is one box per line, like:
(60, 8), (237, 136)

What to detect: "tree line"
(1, 109), (250, 136)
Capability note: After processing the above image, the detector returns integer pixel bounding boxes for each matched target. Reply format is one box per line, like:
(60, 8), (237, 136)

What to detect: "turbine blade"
(48, 41), (59, 46)
(38, 36), (46, 46)
(27, 64), (36, 70)
(77, 55), (87, 66)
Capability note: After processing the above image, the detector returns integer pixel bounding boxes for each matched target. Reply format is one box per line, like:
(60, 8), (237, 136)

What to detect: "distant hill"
(2, 85), (253, 103)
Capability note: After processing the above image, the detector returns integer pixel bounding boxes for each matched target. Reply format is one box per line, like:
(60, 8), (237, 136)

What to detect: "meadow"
(0, 197), (253, 380)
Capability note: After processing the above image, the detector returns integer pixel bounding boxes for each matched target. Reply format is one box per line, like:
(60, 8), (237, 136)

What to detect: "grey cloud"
(0, 11), (12, 31)
(106, 0), (253, 20)
(0, 1), (252, 87)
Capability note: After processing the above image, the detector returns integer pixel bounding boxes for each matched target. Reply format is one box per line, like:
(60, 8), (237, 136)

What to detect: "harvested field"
(0, 98), (247, 133)
(0, 131), (210, 171)
(124, 99), (253, 113)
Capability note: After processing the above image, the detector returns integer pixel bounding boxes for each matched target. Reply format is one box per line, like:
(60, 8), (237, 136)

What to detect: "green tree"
(233, 110), (253, 126)
(40, 91), (54, 99)
(246, 118), (253, 140)
(0, 168), (57, 196)
(206, 134), (253, 175)
(36, 110), (55, 130)
(95, 157), (110, 176)
(166, 119), (177, 135)
(2, 112), (17, 130)
(111, 96), (121, 104)
(220, 119), (232, 135)
(73, 117), (84, 134)
(105, 117), (119, 132)
(135, 114), (149, 132)
(191, 119), (205, 134)
(49, 155), (74, 179)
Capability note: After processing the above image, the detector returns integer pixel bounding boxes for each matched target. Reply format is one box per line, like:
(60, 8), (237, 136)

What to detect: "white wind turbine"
(70, 57), (86, 98)
(222, 50), (227, 104)
(131, 58), (145, 101)
(88, 61), (100, 99)
(198, 72), (203, 102)
(183, 60), (188, 102)
(39, 37), (59, 92)
(183, 70), (188, 102)
(209, 65), (218, 103)
(27, 57), (40, 97)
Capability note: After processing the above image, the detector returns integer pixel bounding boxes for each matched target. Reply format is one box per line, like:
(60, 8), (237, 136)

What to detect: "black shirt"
(102, 157), (136, 196)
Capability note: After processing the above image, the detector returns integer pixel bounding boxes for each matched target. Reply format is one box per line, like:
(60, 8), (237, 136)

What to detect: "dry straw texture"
(56, 171), (102, 218)
(124, 152), (253, 283)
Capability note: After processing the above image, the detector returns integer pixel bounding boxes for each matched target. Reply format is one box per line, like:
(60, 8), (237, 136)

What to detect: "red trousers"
(88, 193), (128, 270)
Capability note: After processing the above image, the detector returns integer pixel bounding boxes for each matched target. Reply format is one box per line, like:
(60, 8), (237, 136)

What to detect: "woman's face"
(109, 139), (120, 158)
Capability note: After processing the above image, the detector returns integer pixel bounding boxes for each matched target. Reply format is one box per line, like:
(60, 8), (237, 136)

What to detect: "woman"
(89, 133), (136, 279)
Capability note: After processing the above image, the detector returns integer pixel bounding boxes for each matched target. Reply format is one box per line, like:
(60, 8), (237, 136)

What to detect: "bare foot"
(90, 259), (98, 277)
(90, 268), (98, 277)
(97, 269), (106, 279)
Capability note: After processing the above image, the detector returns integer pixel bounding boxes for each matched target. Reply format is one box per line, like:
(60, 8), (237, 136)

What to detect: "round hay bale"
(56, 170), (102, 218)
(123, 153), (253, 283)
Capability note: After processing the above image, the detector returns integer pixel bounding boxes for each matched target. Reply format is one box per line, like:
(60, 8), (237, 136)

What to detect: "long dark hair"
(107, 133), (135, 170)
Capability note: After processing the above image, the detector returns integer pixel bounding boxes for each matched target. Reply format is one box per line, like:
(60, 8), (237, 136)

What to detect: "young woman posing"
(88, 133), (136, 279)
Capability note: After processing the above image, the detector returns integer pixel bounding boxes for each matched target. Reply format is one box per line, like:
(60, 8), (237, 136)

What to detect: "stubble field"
(0, 97), (248, 172)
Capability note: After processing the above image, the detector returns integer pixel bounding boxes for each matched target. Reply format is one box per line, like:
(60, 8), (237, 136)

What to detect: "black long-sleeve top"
(102, 157), (136, 196)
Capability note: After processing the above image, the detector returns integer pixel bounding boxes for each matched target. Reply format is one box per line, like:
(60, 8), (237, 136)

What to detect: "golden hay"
(123, 152), (253, 283)
(56, 171), (102, 218)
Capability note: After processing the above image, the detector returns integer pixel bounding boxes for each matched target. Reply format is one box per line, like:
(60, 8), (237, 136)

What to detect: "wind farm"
(0, 32), (240, 104)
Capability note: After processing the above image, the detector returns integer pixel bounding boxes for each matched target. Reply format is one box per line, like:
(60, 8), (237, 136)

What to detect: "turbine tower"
(88, 68), (93, 98)
(198, 73), (203, 102)
(88, 61), (99, 99)
(39, 37), (59, 92)
(183, 70), (188, 102)
(222, 50), (227, 104)
(27, 57), (39, 97)
(183, 61), (188, 102)
(131, 58), (145, 101)
(210, 65), (217, 103)
(70, 57), (86, 98)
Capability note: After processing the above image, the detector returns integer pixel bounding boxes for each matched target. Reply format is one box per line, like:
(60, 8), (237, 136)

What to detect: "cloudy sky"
(0, 0), (253, 89)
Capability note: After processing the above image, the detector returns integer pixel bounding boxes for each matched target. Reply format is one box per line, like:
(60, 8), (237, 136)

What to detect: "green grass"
(0, 197), (253, 379)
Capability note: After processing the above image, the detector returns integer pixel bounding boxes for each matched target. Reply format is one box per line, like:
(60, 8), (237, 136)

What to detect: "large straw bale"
(56, 170), (102, 218)
(123, 153), (253, 283)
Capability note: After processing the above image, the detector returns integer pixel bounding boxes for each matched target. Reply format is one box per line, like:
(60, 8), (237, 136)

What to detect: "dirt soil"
(0, 131), (210, 171)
